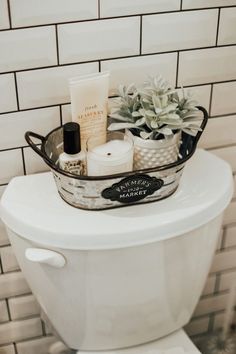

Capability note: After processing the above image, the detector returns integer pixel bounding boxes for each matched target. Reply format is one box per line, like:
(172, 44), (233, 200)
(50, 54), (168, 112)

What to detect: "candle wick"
(107, 152), (111, 156)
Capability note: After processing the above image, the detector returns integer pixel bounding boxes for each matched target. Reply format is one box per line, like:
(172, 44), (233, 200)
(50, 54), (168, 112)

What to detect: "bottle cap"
(63, 122), (81, 154)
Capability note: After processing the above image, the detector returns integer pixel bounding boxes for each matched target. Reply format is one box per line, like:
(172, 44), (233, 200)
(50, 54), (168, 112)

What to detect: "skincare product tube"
(69, 71), (110, 151)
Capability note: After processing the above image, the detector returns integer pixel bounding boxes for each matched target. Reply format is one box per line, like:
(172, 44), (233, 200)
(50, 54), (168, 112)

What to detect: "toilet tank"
(0, 150), (233, 351)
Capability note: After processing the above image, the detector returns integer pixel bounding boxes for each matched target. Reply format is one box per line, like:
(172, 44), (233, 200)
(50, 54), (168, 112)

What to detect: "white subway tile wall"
(0, 0), (9, 30)
(219, 269), (236, 292)
(16, 336), (56, 354)
(17, 62), (98, 109)
(0, 318), (43, 346)
(211, 146), (236, 173)
(234, 176), (236, 198)
(0, 1), (235, 352)
(224, 226), (236, 248)
(182, 0), (236, 9)
(0, 150), (24, 184)
(0, 26), (57, 73)
(211, 82), (236, 116)
(0, 272), (30, 300)
(8, 295), (40, 320)
(0, 246), (19, 273)
(0, 345), (15, 354)
(223, 201), (236, 225)
(0, 300), (9, 323)
(0, 107), (60, 150)
(0, 74), (17, 113)
(218, 7), (236, 45)
(100, 0), (180, 17)
(184, 317), (209, 337)
(142, 10), (218, 54)
(101, 53), (177, 95)
(199, 115), (236, 149)
(58, 17), (140, 64)
(10, 0), (98, 27)
(23, 147), (49, 175)
(202, 275), (216, 296)
(178, 46), (236, 86)
(0, 221), (9, 248)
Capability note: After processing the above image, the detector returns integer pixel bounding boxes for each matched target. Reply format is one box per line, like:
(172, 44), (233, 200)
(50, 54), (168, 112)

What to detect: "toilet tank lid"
(0, 149), (233, 250)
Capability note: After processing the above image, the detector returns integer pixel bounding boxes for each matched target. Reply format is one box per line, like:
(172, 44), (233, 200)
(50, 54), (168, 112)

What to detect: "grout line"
(208, 313), (215, 332)
(0, 333), (47, 348)
(1, 43), (236, 76)
(0, 145), (33, 153)
(210, 265), (236, 277)
(21, 148), (26, 175)
(8, 335), (53, 347)
(214, 273), (221, 293)
(0, 117), (236, 154)
(210, 111), (236, 118)
(5, 298), (12, 321)
(4, 81), (234, 117)
(216, 243), (236, 253)
(13, 73), (20, 111)
(6, 0), (12, 29)
(59, 105), (63, 126)
(175, 51), (180, 88)
(223, 221), (236, 229)
(0, 244), (11, 249)
(191, 331), (231, 342)
(215, 8), (221, 46)
(0, 141), (52, 154)
(208, 84), (213, 117)
(55, 25), (60, 65)
(98, 0), (101, 19)
(14, 343), (18, 354)
(41, 319), (47, 336)
(207, 142), (236, 150)
(180, 0), (183, 11)
(98, 60), (101, 72)
(192, 308), (227, 322)
(0, 256), (3, 273)
(220, 227), (227, 250)
(199, 289), (228, 301)
(0, 6), (235, 33)
(139, 15), (143, 55)
(0, 103), (62, 117)
(2, 291), (33, 300)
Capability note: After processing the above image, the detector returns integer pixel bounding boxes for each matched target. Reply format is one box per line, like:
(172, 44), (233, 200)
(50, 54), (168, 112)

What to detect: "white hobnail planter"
(127, 130), (181, 170)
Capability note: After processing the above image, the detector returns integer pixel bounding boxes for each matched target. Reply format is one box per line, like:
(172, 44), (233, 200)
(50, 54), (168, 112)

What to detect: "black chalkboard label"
(101, 174), (164, 203)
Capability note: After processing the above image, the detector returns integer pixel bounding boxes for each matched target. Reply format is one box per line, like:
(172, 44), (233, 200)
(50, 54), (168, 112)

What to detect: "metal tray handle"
(25, 105), (208, 178)
(24, 131), (52, 165)
(195, 105), (208, 143)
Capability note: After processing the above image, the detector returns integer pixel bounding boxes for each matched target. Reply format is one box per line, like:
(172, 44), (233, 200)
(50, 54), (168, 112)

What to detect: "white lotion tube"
(69, 71), (110, 151)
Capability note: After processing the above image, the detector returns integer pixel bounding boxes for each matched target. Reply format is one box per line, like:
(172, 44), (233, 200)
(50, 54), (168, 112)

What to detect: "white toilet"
(0, 149), (233, 354)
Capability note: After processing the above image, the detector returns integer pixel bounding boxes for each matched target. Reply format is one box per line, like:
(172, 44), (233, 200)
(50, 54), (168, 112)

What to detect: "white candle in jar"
(87, 139), (133, 176)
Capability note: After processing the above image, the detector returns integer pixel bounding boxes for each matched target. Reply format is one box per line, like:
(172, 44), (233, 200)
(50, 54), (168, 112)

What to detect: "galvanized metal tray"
(25, 106), (208, 210)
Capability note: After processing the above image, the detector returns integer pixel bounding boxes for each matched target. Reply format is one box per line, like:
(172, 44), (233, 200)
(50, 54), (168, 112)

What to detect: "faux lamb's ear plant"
(108, 76), (202, 139)
(109, 83), (145, 131)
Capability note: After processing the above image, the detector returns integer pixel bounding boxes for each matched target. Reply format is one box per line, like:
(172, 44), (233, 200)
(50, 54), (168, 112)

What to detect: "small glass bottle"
(59, 122), (86, 175)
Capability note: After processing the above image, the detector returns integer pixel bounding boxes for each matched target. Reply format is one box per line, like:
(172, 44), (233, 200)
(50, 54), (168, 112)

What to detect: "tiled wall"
(0, 0), (236, 352)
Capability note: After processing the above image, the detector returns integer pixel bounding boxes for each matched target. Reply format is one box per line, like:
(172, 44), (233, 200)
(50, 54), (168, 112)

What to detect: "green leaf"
(108, 122), (141, 131)
(145, 110), (157, 118)
(135, 117), (146, 126)
(140, 131), (153, 139)
(157, 127), (173, 136)
(132, 111), (142, 118)
(150, 120), (158, 129)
